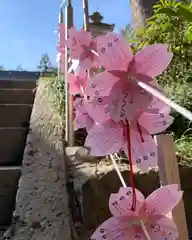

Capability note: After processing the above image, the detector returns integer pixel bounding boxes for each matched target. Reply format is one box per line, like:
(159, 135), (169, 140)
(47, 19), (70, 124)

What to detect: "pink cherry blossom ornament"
(85, 120), (125, 156)
(91, 185), (182, 240)
(84, 118), (158, 172)
(75, 98), (94, 132)
(84, 96), (173, 172)
(66, 27), (100, 69)
(68, 72), (87, 95)
(86, 33), (173, 123)
(97, 33), (173, 77)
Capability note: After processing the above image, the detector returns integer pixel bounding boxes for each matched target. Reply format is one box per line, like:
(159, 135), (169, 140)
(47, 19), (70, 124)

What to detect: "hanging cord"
(125, 121), (137, 211)
(110, 155), (127, 187)
(141, 221), (152, 240)
(110, 154), (152, 240)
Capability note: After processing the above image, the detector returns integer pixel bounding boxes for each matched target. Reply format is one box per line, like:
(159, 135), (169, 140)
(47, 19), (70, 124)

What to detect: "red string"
(125, 120), (136, 211)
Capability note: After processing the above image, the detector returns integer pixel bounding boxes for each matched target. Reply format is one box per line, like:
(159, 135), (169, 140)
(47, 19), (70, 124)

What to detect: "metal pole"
(82, 0), (90, 31)
(64, 0), (74, 146)
(58, 9), (63, 80)
(82, 0), (91, 78)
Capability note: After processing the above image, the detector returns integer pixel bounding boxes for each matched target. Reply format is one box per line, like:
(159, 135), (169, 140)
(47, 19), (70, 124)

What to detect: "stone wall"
(4, 79), (71, 240)
(66, 147), (192, 239)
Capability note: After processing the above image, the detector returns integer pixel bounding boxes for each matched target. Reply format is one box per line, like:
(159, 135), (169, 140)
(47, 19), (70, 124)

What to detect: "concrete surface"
(5, 79), (72, 240)
(0, 127), (28, 165)
(0, 89), (35, 104)
(0, 104), (32, 127)
(0, 80), (36, 89)
(0, 167), (21, 226)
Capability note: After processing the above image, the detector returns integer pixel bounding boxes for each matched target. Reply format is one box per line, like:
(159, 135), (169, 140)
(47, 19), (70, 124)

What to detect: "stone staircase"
(0, 72), (40, 235)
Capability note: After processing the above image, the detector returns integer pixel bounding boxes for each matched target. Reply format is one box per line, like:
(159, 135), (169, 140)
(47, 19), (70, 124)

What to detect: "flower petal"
(133, 44), (173, 77)
(109, 187), (145, 217)
(109, 80), (152, 122)
(146, 98), (171, 115)
(68, 73), (80, 95)
(91, 217), (139, 240)
(85, 71), (118, 100)
(124, 125), (158, 172)
(138, 112), (173, 135)
(148, 216), (179, 240)
(85, 97), (110, 123)
(67, 27), (84, 59)
(145, 184), (183, 216)
(85, 121), (124, 156)
(75, 114), (94, 131)
(78, 28), (92, 46)
(97, 33), (133, 71)
(75, 98), (87, 115)
(79, 55), (95, 69)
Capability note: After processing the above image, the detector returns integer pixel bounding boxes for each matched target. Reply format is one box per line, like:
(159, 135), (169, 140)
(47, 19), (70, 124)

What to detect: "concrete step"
(0, 127), (29, 165)
(0, 89), (35, 104)
(0, 104), (32, 127)
(0, 80), (37, 90)
(0, 166), (21, 225)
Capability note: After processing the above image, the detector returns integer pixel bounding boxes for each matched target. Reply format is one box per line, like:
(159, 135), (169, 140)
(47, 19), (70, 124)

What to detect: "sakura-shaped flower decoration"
(84, 33), (174, 173)
(74, 98), (94, 132)
(91, 184), (183, 240)
(66, 27), (100, 70)
(68, 71), (87, 96)
(86, 33), (173, 122)
(85, 99), (173, 172)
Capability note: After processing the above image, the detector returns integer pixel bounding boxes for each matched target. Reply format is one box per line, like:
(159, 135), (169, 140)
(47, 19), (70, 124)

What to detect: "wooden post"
(82, 0), (90, 31)
(155, 134), (188, 240)
(64, 0), (74, 146)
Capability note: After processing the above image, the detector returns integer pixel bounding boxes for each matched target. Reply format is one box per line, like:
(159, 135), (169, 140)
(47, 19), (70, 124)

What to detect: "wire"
(137, 81), (192, 122)
(110, 154), (126, 187)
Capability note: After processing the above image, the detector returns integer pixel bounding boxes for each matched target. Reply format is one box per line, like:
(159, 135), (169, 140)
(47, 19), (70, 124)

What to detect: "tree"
(38, 53), (51, 72)
(129, 0), (157, 31)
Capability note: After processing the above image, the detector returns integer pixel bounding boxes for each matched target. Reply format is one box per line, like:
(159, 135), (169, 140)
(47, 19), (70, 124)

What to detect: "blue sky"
(0, 0), (132, 71)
